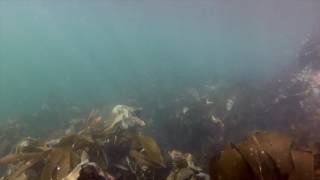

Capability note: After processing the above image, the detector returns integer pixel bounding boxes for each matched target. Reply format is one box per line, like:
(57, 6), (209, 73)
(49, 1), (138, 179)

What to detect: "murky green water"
(0, 0), (319, 119)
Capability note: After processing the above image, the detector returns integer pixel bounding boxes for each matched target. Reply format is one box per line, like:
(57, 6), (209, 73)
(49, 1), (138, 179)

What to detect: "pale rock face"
(226, 98), (234, 111)
(311, 71), (320, 87)
(182, 107), (189, 114)
(109, 105), (145, 130)
(210, 114), (224, 128)
(112, 105), (133, 118)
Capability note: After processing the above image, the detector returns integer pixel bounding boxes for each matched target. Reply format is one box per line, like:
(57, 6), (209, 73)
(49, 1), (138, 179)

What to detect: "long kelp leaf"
(57, 134), (94, 149)
(56, 147), (72, 180)
(138, 135), (165, 167)
(0, 152), (44, 165)
(7, 154), (44, 180)
(40, 148), (64, 180)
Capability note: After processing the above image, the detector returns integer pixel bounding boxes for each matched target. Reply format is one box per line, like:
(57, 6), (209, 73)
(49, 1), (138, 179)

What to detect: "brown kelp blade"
(209, 144), (256, 180)
(56, 134), (94, 149)
(138, 135), (165, 167)
(7, 154), (44, 180)
(0, 152), (45, 165)
(40, 148), (65, 180)
(130, 150), (155, 168)
(56, 147), (72, 180)
(288, 150), (314, 180)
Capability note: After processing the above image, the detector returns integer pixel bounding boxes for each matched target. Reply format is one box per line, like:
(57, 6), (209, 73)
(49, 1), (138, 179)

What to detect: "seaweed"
(0, 105), (166, 180)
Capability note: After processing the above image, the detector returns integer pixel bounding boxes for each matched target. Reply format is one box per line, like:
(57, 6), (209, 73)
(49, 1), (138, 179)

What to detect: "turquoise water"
(0, 0), (319, 119)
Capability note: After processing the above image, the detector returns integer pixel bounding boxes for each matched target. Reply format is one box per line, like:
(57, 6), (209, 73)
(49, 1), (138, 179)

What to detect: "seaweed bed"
(1, 33), (320, 180)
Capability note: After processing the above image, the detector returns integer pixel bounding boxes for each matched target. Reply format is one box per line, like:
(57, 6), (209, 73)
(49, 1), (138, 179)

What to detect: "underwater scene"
(1, 0), (320, 179)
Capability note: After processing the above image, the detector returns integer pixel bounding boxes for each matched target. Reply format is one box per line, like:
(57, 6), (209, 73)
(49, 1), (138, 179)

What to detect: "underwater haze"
(1, 0), (320, 120)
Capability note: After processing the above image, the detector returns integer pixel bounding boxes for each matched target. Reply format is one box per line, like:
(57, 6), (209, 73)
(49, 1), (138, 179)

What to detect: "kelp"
(62, 151), (90, 180)
(209, 144), (255, 180)
(166, 168), (196, 180)
(128, 135), (165, 178)
(166, 149), (207, 180)
(136, 135), (165, 168)
(210, 131), (290, 180)
(253, 131), (294, 176)
(15, 137), (48, 153)
(54, 134), (94, 149)
(56, 147), (72, 180)
(0, 105), (165, 180)
(130, 150), (155, 169)
(40, 148), (64, 180)
(6, 154), (45, 180)
(210, 131), (317, 180)
(0, 134), (94, 180)
(168, 150), (201, 171)
(0, 152), (45, 165)
(288, 150), (314, 180)
(235, 135), (282, 180)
